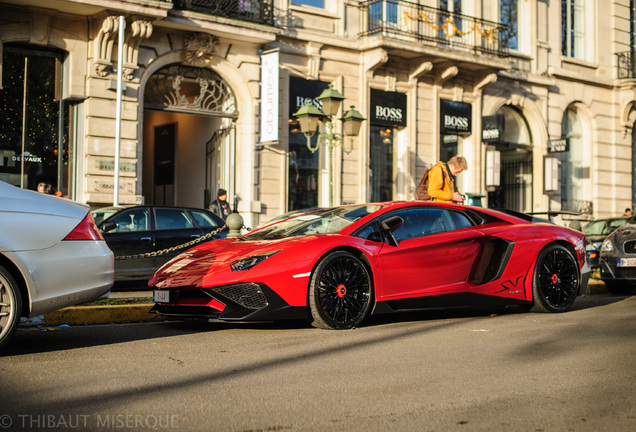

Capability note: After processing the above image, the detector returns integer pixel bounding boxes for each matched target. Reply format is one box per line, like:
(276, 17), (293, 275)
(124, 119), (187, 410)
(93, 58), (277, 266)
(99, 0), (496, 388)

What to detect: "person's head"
(37, 182), (52, 194)
(217, 188), (227, 202)
(625, 208), (632, 216)
(447, 156), (468, 176)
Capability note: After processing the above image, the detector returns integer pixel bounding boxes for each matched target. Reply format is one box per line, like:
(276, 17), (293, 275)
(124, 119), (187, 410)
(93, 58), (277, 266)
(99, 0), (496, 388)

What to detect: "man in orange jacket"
(427, 156), (468, 203)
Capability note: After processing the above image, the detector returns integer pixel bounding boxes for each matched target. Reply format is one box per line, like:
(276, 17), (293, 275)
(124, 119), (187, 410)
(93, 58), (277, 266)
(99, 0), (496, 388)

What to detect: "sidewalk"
(28, 280), (609, 327)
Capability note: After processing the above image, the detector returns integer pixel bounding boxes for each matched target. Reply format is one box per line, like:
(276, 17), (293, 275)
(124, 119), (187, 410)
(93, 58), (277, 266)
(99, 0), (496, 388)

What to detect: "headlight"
(601, 238), (613, 252)
(231, 251), (281, 271)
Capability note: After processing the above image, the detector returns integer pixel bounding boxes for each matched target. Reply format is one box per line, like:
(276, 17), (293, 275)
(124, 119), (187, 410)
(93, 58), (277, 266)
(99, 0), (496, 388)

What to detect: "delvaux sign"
(440, 99), (472, 135)
(548, 138), (569, 153)
(370, 89), (407, 127)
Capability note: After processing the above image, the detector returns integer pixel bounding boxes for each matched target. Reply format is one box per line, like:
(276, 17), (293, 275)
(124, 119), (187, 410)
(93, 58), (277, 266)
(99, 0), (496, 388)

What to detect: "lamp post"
(292, 85), (365, 206)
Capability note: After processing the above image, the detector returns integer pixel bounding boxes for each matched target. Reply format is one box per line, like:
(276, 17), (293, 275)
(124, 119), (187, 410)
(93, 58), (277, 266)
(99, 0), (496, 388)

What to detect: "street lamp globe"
(292, 102), (324, 136)
(316, 84), (345, 117)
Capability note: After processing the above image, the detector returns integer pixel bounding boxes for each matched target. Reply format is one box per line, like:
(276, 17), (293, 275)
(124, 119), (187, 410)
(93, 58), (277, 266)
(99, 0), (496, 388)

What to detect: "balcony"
(617, 51), (636, 79)
(173, 0), (275, 26)
(359, 0), (508, 58)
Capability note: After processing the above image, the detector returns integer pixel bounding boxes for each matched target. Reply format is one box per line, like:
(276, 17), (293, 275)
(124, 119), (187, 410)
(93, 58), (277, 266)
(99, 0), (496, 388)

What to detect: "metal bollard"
(226, 213), (244, 238)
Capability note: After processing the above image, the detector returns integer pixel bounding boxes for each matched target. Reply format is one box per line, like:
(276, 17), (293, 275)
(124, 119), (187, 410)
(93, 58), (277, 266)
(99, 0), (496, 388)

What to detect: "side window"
(155, 208), (194, 230)
(385, 208), (456, 241)
(354, 221), (383, 243)
(449, 210), (474, 230)
(107, 208), (150, 233)
(190, 210), (220, 228)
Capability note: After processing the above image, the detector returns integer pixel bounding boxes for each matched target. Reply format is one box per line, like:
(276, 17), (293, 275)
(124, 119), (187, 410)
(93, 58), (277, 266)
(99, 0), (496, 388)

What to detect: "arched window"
(560, 107), (588, 212)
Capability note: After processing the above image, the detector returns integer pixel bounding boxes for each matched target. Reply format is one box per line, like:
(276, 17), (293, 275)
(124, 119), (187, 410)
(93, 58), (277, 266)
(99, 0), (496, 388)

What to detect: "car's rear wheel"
(0, 266), (22, 349)
(531, 244), (580, 313)
(604, 281), (633, 295)
(308, 251), (372, 330)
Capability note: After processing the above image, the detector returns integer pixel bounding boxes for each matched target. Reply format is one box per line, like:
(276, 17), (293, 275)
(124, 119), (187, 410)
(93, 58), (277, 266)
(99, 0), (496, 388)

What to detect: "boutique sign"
(440, 100), (472, 135)
(370, 89), (407, 127)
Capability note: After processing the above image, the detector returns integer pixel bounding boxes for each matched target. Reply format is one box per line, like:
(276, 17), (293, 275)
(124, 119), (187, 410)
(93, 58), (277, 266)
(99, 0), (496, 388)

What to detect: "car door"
(152, 207), (204, 269)
(99, 207), (155, 280)
(376, 207), (483, 300)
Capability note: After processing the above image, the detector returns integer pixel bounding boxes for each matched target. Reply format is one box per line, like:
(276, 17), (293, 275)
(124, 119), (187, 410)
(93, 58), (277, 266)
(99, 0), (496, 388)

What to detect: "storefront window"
(0, 45), (68, 193)
(369, 125), (394, 202)
(288, 78), (329, 211)
(486, 105), (533, 212)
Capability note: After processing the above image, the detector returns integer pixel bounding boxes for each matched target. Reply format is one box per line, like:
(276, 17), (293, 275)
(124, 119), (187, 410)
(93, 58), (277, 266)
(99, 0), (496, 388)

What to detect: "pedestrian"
(624, 208), (632, 217)
(37, 182), (53, 194)
(209, 188), (232, 220)
(427, 156), (468, 203)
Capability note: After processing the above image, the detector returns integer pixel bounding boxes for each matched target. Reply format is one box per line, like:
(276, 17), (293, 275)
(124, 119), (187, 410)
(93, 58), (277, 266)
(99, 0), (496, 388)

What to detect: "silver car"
(0, 181), (114, 349)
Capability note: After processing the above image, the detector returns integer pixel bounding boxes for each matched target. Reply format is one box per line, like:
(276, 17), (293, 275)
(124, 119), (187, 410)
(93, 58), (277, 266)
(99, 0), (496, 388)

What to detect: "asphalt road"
(1, 294), (635, 432)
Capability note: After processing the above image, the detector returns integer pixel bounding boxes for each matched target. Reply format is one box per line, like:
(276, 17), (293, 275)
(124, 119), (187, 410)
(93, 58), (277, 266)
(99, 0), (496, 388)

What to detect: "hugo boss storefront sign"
(370, 89), (407, 127)
(440, 100), (472, 135)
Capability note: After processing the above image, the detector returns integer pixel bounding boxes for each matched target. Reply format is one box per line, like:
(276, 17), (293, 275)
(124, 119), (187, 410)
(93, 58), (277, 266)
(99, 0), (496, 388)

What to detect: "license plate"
(153, 290), (170, 303)
(618, 258), (636, 267)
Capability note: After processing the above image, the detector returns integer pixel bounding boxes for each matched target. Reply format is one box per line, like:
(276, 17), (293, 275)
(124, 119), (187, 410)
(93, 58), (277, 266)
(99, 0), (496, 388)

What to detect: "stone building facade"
(1, 0), (635, 228)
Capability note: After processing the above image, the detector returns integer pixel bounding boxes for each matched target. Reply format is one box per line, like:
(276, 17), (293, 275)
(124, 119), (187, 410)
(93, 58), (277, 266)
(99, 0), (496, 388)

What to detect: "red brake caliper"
(336, 284), (347, 298)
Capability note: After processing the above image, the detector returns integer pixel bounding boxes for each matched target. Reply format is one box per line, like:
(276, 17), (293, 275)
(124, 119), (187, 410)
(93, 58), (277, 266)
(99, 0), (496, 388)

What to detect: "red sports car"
(149, 202), (590, 329)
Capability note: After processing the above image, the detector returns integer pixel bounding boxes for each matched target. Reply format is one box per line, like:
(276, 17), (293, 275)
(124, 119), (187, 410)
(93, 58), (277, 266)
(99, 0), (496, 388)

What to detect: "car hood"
(149, 235), (332, 288)
(610, 223), (636, 245)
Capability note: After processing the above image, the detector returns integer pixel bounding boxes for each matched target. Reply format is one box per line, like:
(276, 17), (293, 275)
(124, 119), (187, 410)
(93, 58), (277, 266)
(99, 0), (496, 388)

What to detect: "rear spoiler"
(527, 210), (583, 224)
(496, 209), (553, 224)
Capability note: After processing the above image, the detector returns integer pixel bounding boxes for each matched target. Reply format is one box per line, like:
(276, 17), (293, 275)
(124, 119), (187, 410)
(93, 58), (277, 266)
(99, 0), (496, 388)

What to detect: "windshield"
(244, 205), (383, 240)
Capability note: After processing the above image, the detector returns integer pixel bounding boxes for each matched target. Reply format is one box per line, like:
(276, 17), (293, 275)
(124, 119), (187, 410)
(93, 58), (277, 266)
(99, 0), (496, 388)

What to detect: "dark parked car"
(599, 218), (636, 294)
(582, 217), (629, 268)
(93, 206), (227, 281)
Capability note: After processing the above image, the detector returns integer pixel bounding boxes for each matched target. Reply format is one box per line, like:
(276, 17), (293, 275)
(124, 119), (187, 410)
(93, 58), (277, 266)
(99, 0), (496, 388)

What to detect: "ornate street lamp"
(292, 85), (365, 206)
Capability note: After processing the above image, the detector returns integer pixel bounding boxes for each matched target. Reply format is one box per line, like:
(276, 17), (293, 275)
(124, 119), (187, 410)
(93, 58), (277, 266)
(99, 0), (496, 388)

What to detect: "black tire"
(308, 251), (372, 329)
(0, 265), (22, 350)
(604, 281), (633, 295)
(531, 244), (580, 313)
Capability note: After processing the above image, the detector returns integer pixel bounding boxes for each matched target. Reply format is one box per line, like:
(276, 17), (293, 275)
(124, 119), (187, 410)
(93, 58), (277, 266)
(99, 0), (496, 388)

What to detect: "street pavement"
(3, 292), (635, 432)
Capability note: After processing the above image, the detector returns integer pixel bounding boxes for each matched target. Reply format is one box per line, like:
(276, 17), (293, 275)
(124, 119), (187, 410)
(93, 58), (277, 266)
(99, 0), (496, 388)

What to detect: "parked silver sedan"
(0, 181), (114, 349)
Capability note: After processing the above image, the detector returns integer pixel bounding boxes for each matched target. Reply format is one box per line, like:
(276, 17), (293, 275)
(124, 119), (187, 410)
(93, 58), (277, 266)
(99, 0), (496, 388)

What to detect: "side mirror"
(380, 216), (403, 247)
(101, 220), (117, 233)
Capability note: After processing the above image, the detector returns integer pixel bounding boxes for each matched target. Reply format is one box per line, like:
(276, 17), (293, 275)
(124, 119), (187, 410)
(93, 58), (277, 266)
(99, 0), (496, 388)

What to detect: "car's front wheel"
(0, 265), (22, 350)
(308, 251), (372, 330)
(531, 244), (580, 313)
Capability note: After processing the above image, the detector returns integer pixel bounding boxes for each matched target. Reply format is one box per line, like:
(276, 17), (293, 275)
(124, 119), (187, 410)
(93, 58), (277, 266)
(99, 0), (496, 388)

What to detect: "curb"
(44, 304), (163, 326)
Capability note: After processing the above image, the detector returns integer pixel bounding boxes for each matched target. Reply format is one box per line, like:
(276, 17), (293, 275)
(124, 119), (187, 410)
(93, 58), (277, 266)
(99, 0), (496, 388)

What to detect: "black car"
(582, 216), (629, 268)
(93, 206), (227, 281)
(599, 218), (636, 294)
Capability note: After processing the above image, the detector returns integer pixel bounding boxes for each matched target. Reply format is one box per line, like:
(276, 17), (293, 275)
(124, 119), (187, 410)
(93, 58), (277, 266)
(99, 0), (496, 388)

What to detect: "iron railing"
(173, 0), (275, 26)
(617, 51), (636, 79)
(359, 0), (508, 58)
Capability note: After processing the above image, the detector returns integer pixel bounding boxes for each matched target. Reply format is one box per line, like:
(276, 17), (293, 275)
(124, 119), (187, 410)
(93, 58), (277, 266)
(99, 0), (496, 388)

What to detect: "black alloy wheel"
(308, 251), (372, 329)
(531, 244), (580, 312)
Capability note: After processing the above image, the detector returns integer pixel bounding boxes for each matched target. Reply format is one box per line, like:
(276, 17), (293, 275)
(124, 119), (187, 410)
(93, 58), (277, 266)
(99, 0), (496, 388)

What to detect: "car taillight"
(63, 212), (104, 241)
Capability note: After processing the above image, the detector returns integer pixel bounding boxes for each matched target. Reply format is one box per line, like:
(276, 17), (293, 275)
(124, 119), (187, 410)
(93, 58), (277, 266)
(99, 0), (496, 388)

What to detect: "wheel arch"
(0, 253), (31, 317)
(306, 246), (375, 301)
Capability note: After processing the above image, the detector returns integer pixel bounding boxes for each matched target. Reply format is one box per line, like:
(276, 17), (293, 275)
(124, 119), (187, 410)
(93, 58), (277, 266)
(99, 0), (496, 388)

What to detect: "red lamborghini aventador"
(149, 202), (590, 329)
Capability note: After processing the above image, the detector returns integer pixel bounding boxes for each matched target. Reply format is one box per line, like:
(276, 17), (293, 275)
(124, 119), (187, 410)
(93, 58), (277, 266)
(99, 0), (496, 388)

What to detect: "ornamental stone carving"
(183, 33), (218, 67)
